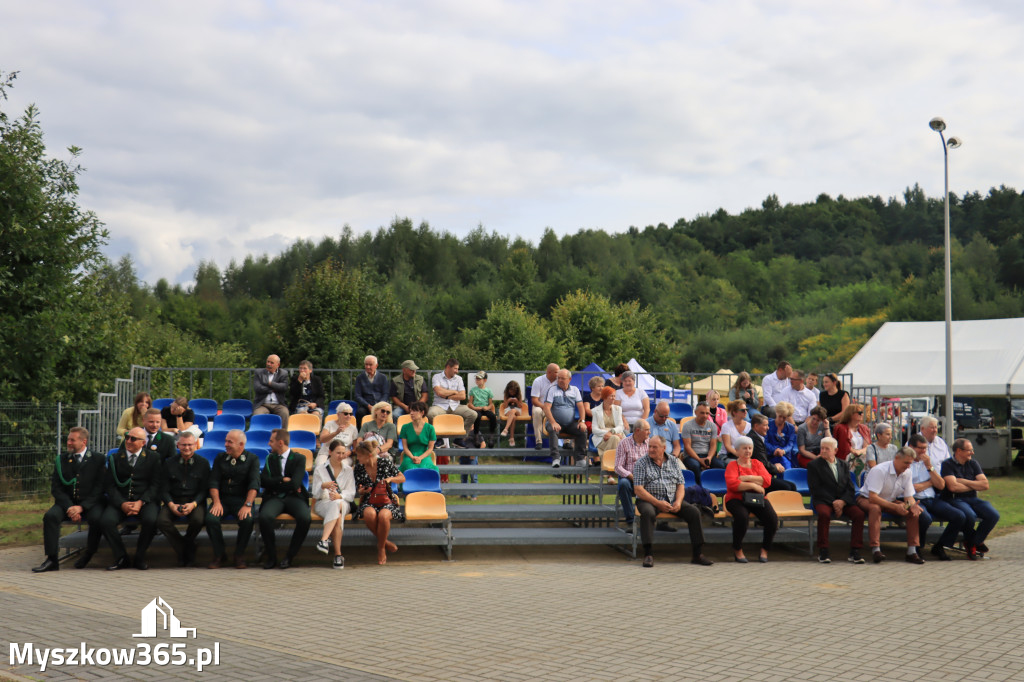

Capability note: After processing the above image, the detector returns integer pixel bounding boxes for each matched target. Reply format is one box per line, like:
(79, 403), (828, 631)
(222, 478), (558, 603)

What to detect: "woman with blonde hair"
(353, 441), (405, 565)
(357, 401), (399, 464)
(729, 372), (761, 418)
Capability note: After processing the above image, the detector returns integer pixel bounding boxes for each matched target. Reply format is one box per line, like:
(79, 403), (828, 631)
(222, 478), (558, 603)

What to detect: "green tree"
(455, 300), (565, 370)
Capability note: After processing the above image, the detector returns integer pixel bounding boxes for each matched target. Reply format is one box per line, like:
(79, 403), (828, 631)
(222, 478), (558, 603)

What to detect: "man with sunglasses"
(101, 427), (163, 570)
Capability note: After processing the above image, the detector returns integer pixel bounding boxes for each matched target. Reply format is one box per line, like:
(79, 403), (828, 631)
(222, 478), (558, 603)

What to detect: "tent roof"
(840, 318), (1024, 396)
(687, 369), (760, 397)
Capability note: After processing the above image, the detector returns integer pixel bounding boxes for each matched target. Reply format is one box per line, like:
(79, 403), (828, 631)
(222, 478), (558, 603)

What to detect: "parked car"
(978, 408), (994, 429)
(1012, 399), (1024, 426)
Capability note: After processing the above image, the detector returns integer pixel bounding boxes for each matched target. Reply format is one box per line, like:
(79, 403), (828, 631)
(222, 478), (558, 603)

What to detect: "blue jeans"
(618, 477), (636, 523)
(681, 457), (702, 485)
(949, 497), (1000, 548)
(459, 455), (478, 484)
(917, 497), (966, 549)
(393, 406), (407, 420)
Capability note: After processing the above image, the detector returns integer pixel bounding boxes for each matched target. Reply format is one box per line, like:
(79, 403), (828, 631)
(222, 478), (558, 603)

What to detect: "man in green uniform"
(33, 427), (107, 572)
(101, 426), (162, 570)
(155, 432), (210, 566)
(206, 429), (260, 569)
(141, 408), (176, 460)
(258, 428), (311, 569)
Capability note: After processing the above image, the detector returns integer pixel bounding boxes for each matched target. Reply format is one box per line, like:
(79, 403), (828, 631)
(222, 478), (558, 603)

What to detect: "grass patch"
(981, 469), (1024, 536)
(0, 498), (50, 549)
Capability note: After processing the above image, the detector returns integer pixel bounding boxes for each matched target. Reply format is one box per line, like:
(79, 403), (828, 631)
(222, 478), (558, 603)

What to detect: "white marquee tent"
(840, 318), (1024, 396)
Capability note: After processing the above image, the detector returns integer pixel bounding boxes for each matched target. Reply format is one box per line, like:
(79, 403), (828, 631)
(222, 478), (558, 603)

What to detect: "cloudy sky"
(4, 0), (1023, 284)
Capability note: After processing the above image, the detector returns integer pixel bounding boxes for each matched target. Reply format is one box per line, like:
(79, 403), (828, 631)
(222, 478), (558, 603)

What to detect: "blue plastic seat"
(220, 399), (254, 419)
(682, 468), (696, 488)
(289, 430), (317, 451)
(195, 447), (220, 467)
(700, 468), (728, 496)
(106, 447), (120, 457)
(152, 398), (174, 411)
(193, 414), (209, 434)
(245, 429), (272, 449)
(249, 413), (283, 431)
(202, 430), (227, 451)
(782, 468), (810, 496)
(248, 448), (269, 467)
(211, 414), (246, 432)
(668, 402), (694, 420)
(328, 399), (358, 416)
(189, 399), (219, 422)
(402, 468), (442, 495)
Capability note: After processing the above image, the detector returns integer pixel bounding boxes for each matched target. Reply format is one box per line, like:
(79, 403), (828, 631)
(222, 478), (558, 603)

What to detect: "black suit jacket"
(161, 455), (211, 505)
(751, 431), (778, 477)
(806, 456), (856, 507)
(105, 446), (163, 506)
(253, 368), (289, 407)
(51, 449), (106, 512)
(260, 450), (309, 499)
(289, 375), (325, 412)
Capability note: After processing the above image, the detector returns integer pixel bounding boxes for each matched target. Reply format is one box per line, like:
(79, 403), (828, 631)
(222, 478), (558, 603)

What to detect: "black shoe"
(107, 556), (131, 571)
(848, 550), (866, 565)
(734, 556), (749, 564)
(534, 442), (544, 451)
(930, 545), (952, 561)
(32, 557), (59, 573)
(977, 542), (989, 554)
(691, 555), (714, 566)
(905, 553), (925, 565)
(872, 550), (886, 564)
(279, 557), (292, 569)
(120, 526), (136, 536)
(263, 557), (278, 570)
(73, 552), (94, 569)
(818, 549), (831, 564)
(655, 522), (677, 533)
(134, 557), (149, 571)
(235, 556), (248, 569)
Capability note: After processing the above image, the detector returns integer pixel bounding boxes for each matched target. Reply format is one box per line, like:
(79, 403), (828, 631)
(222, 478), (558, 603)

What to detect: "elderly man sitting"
(614, 420), (649, 527)
(542, 369), (587, 468)
(856, 446), (924, 564)
(634, 435), (713, 568)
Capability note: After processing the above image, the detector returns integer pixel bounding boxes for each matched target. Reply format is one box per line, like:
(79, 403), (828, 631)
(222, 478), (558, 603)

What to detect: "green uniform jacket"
(51, 449), (106, 513)
(161, 455), (211, 505)
(260, 450), (309, 499)
(105, 447), (163, 506)
(209, 450), (260, 498)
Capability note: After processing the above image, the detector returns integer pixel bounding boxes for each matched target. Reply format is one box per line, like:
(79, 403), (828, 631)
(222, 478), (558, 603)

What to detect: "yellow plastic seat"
(396, 414), (413, 431)
(292, 447), (314, 472)
(288, 413), (321, 433)
(404, 491), (449, 521)
(432, 413), (466, 437)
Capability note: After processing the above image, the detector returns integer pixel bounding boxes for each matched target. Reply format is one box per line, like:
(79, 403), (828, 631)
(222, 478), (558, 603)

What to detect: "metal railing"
(0, 402), (88, 501)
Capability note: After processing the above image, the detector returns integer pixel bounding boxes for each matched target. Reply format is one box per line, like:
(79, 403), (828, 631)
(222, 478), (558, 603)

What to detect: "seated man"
(101, 427), (163, 570)
(206, 430), (260, 569)
(855, 447), (924, 564)
(155, 432), (210, 567)
(542, 369), (588, 468)
(907, 433), (963, 561)
(391, 359), (428, 420)
(289, 359), (325, 418)
(33, 427), (106, 573)
(941, 438), (1000, 560)
(681, 401), (721, 472)
(634, 435), (713, 568)
(759, 360), (791, 419)
(354, 355), (389, 423)
(530, 364), (559, 451)
(806, 437), (865, 564)
(427, 358), (477, 448)
(614, 420), (650, 527)
(252, 354), (290, 420)
(648, 401), (684, 463)
(780, 369), (816, 425)
(257, 429), (311, 569)
(141, 408), (176, 460)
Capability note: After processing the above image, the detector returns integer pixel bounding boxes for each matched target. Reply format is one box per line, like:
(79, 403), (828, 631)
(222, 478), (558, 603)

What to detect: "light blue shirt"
(647, 416), (680, 447)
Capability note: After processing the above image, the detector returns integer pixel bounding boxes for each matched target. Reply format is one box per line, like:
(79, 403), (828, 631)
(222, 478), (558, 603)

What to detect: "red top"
(724, 459), (772, 503)
(833, 422), (871, 461)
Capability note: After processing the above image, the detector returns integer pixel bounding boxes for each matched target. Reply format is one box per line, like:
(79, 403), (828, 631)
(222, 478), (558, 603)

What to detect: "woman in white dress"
(591, 386), (628, 456)
(316, 403), (359, 469)
(719, 399), (752, 459)
(615, 372), (650, 424)
(310, 440), (357, 569)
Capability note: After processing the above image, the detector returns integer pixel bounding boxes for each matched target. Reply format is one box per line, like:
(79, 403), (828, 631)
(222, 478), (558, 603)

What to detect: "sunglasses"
(125, 436), (145, 442)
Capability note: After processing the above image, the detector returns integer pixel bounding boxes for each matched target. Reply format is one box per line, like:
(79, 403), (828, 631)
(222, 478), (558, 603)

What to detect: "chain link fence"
(0, 403), (90, 501)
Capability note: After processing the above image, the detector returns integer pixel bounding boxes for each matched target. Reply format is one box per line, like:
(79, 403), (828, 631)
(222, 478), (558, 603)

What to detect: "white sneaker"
(551, 457), (561, 468)
(333, 555), (344, 569)
(316, 539), (330, 554)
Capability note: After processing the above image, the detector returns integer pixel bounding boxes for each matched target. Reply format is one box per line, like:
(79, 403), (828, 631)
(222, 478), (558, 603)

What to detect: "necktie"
(74, 454), (82, 466)
(129, 454), (138, 469)
(148, 434), (155, 448)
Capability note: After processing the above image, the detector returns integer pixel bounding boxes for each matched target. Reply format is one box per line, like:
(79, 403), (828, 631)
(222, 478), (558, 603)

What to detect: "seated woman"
(353, 441), (405, 565)
(615, 371), (650, 424)
(724, 436), (779, 563)
(729, 372), (761, 419)
(117, 392), (151, 438)
(398, 401), (438, 473)
(160, 397), (200, 441)
(357, 401), (399, 465)
(584, 376), (606, 434)
(498, 380), (525, 447)
(833, 403), (871, 476)
(591, 386), (627, 459)
(796, 406), (830, 467)
(310, 439), (356, 569)
(316, 403), (358, 469)
(764, 401), (798, 470)
(865, 423), (898, 468)
(705, 390), (728, 432)
(719, 399), (751, 459)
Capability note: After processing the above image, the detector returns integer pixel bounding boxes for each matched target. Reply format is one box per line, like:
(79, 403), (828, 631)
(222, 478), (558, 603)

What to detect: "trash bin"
(958, 428), (1011, 474)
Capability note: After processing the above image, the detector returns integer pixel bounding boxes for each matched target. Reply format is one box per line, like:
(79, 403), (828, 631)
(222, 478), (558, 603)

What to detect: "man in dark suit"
(155, 432), (210, 566)
(253, 354), (290, 420)
(750, 414), (796, 493)
(140, 408), (176, 460)
(207, 429), (260, 569)
(33, 427), (107, 572)
(101, 426), (163, 570)
(257, 429), (311, 569)
(807, 437), (865, 564)
(289, 359), (325, 418)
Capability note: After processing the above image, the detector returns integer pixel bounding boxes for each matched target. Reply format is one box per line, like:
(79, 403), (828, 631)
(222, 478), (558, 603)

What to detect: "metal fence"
(0, 402), (89, 501)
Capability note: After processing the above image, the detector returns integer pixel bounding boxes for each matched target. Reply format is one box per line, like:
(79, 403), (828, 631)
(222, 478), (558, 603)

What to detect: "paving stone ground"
(2, 529), (1023, 681)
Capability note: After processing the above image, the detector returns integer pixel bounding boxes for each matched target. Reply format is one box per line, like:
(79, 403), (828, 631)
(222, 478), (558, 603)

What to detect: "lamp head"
(929, 117), (947, 132)
(947, 136), (963, 149)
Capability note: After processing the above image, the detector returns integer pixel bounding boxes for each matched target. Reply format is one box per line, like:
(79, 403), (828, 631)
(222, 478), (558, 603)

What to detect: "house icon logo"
(133, 597), (197, 638)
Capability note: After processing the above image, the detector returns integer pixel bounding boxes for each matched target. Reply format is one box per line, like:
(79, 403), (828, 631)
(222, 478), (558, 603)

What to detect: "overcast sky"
(4, 0), (1023, 284)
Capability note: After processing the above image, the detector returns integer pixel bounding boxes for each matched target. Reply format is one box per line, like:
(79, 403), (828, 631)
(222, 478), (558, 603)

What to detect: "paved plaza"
(3, 530), (1024, 682)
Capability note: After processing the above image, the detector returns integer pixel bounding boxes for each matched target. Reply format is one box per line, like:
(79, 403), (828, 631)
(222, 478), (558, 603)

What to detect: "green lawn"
(981, 469), (1024, 536)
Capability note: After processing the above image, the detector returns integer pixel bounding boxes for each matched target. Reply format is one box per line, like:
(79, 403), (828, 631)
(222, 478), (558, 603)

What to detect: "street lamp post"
(929, 117), (962, 444)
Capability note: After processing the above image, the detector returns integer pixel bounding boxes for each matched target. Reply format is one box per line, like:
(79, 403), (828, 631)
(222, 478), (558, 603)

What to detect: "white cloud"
(3, 0), (1023, 282)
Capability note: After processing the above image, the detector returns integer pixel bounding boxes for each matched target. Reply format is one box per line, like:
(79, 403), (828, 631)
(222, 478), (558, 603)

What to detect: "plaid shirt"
(633, 455), (685, 504)
(615, 434), (649, 478)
